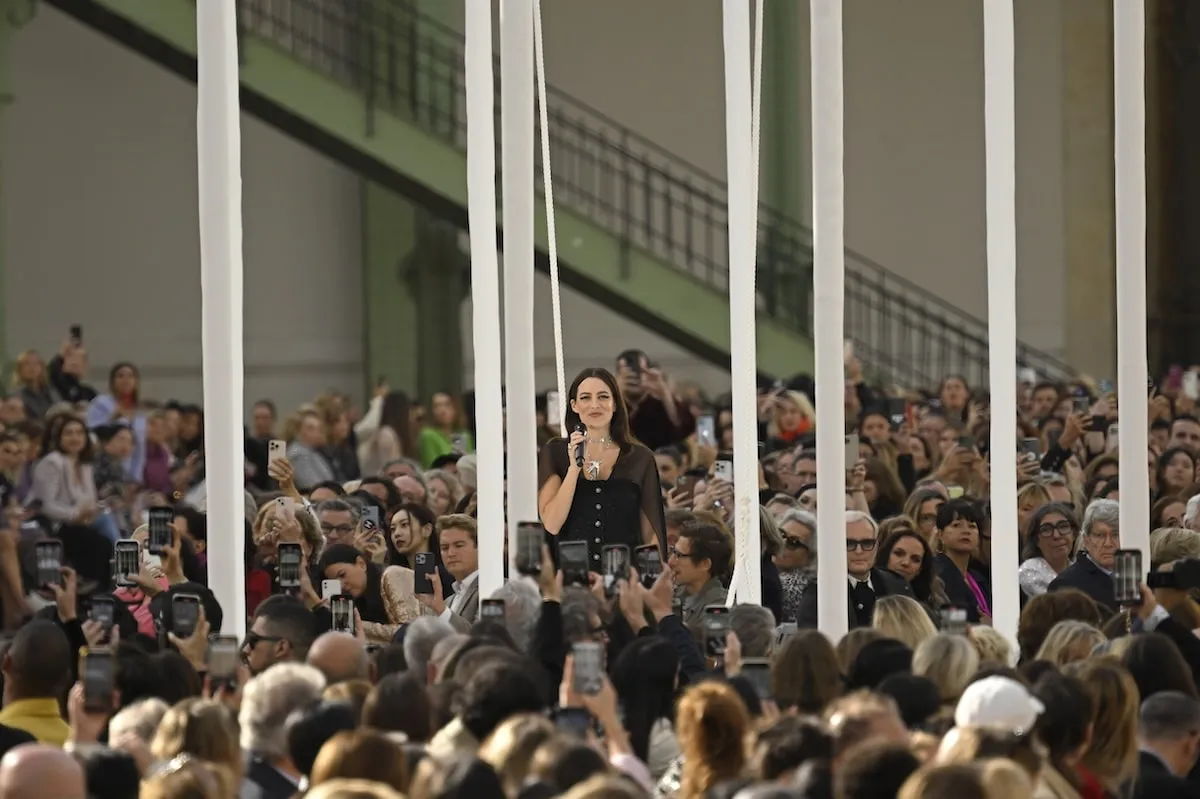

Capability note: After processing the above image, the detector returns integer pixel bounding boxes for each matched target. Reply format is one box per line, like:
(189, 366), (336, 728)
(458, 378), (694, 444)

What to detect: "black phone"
(1113, 549), (1144, 606)
(114, 539), (140, 587)
(208, 635), (239, 683)
(516, 521), (544, 576)
(171, 593), (202, 638)
(886, 398), (907, 430)
(957, 434), (975, 451)
(80, 648), (114, 714)
(361, 506), (380, 532)
(1019, 437), (1041, 461)
(148, 506), (173, 554)
(703, 605), (731, 657)
(35, 540), (63, 588)
(556, 706), (591, 738)
(414, 552), (437, 594)
(559, 540), (589, 587)
(69, 324), (83, 345)
(331, 595), (355, 634)
(741, 658), (772, 700)
(602, 544), (630, 599)
(635, 544), (662, 588)
(940, 606), (968, 635)
(572, 641), (603, 695)
(89, 596), (114, 636)
(1073, 396), (1091, 415)
(277, 542), (303, 589)
(481, 598), (506, 621)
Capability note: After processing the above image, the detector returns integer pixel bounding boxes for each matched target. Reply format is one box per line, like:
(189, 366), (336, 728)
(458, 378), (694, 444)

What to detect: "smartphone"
(1046, 428), (1062, 450)
(208, 635), (239, 682)
(556, 706), (591, 738)
(171, 593), (202, 638)
(602, 544), (630, 599)
(361, 506), (380, 532)
(481, 598), (506, 621)
(277, 542), (303, 589)
(635, 543), (662, 587)
(713, 460), (733, 483)
(1098, 379), (1114, 395)
(620, 352), (642, 376)
(267, 439), (286, 471)
(559, 540), (589, 588)
(321, 579), (342, 601)
(148, 506), (173, 554)
(572, 641), (604, 695)
(80, 648), (114, 714)
(886, 398), (907, 431)
(1113, 549), (1144, 606)
(703, 605), (731, 657)
(940, 607), (968, 635)
(775, 622), (798, 648)
(1072, 396), (1091, 415)
(546, 390), (562, 431)
(741, 658), (772, 700)
(696, 415), (717, 449)
(844, 434), (859, 465)
(88, 596), (114, 636)
(450, 433), (467, 454)
(331, 595), (355, 634)
(413, 552), (437, 594)
(35, 540), (63, 588)
(114, 539), (140, 587)
(1107, 424), (1120, 454)
(957, 434), (975, 451)
(1185, 372), (1200, 402)
(516, 521), (544, 576)
(1019, 437), (1041, 462)
(674, 475), (698, 503)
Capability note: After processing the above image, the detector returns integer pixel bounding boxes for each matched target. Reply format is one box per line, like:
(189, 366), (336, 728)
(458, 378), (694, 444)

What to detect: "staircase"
(48, 0), (1078, 389)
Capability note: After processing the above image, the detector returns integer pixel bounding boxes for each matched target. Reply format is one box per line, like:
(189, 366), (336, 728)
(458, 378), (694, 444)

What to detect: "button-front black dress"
(537, 438), (667, 567)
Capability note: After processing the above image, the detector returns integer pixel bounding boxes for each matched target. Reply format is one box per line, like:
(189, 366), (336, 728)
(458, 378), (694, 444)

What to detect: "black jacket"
(1132, 750), (1200, 799)
(935, 554), (992, 623)
(796, 567), (914, 630)
(1048, 554), (1116, 616)
(240, 754), (298, 799)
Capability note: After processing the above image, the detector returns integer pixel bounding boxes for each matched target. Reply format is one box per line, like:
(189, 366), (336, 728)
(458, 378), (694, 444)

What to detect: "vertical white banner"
(196, 0), (246, 639)
(466, 1), (505, 600)
(810, 0), (848, 639)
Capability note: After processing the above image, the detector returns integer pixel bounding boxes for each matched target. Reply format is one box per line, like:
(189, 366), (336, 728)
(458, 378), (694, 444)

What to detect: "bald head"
(306, 632), (369, 684)
(0, 744), (85, 799)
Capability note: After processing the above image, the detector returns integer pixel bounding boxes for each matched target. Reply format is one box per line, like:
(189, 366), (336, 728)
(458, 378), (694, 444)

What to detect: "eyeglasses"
(1085, 530), (1119, 543)
(1037, 520), (1075, 538)
(846, 539), (878, 552)
(669, 547), (696, 561)
(321, 523), (356, 536)
(243, 631), (284, 649)
(784, 537), (810, 551)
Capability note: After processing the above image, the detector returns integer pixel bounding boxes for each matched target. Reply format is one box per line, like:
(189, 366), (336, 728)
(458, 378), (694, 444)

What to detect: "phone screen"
(635, 544), (662, 587)
(696, 415), (716, 448)
(331, 596), (355, 634)
(1072, 396), (1091, 415)
(844, 434), (859, 465)
(114, 540), (140, 586)
(35, 541), (62, 588)
(69, 324), (83, 344)
(1113, 549), (1143, 606)
(741, 659), (772, 700)
(81, 650), (114, 713)
(886, 398), (907, 430)
(208, 636), (239, 679)
(89, 597), (114, 632)
(413, 552), (437, 594)
(148, 507), (173, 554)
(703, 605), (731, 657)
(556, 706), (591, 738)
(602, 545), (630, 599)
(516, 521), (544, 576)
(559, 540), (589, 587)
(172, 594), (201, 638)
(278, 543), (302, 588)
(572, 642), (603, 695)
(940, 607), (968, 635)
(481, 598), (506, 620)
(957, 435), (975, 451)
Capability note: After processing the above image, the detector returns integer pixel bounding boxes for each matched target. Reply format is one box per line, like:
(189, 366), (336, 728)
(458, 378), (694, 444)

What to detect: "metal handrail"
(233, 0), (1077, 387)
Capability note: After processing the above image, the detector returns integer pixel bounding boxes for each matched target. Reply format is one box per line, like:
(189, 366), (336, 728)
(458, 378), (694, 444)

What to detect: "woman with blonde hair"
(967, 625), (1013, 667)
(1034, 621), (1106, 667)
(310, 730), (409, 792)
(669, 681), (751, 798)
(150, 699), (242, 780)
(425, 468), (464, 517)
(479, 714), (556, 797)
(140, 757), (237, 799)
(872, 595), (938, 651)
(12, 350), (53, 419)
(766, 390), (815, 448)
(912, 634), (979, 708)
(1062, 659), (1140, 794)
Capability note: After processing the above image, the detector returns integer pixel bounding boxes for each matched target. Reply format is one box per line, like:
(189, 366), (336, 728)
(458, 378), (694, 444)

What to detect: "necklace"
(583, 436), (614, 480)
(585, 435), (614, 446)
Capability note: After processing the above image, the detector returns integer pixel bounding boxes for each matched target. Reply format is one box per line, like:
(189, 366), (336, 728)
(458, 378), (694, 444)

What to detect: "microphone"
(574, 424), (585, 468)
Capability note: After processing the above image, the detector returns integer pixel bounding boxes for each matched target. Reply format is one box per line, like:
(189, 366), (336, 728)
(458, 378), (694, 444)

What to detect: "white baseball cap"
(954, 676), (1045, 735)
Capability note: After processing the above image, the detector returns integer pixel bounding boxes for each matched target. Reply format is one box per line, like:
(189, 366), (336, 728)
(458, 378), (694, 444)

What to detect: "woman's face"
(887, 534), (925, 582)
(916, 498), (943, 538)
(1035, 511), (1074, 562)
(774, 520), (813, 571)
(432, 393), (457, 427)
(390, 510), (430, 554)
(909, 436), (929, 471)
(1160, 501), (1186, 530)
(1165, 452), (1195, 491)
(941, 378), (968, 409)
(798, 487), (817, 513)
(777, 398), (804, 434)
(323, 558), (368, 598)
(427, 477), (452, 516)
(938, 428), (958, 456)
(112, 366), (138, 397)
(330, 413), (350, 443)
(940, 515), (978, 556)
(570, 377), (615, 430)
(1017, 494), (1046, 539)
(18, 355), (42, 385)
(59, 421), (87, 456)
(180, 412), (201, 441)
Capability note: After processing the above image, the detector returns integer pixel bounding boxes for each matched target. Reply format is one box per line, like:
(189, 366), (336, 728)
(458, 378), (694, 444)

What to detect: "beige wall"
(450, 0), (1120, 367)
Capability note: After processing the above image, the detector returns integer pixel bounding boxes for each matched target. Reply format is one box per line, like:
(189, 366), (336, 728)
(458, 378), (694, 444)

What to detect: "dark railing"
(234, 0), (1077, 388)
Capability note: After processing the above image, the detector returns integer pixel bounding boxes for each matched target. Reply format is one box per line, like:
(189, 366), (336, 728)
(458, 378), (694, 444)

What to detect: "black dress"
(538, 438), (666, 568)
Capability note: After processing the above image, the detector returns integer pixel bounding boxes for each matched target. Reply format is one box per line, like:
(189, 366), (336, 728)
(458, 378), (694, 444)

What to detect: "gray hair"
(108, 697), (169, 744)
(457, 454), (478, 490)
(426, 469), (464, 504)
(779, 508), (818, 561)
(1080, 499), (1120, 549)
(1186, 495), (1200, 529)
(730, 604), (777, 658)
(561, 587), (600, 643)
(239, 663), (326, 758)
(487, 579), (542, 652)
(759, 506), (784, 557)
(1140, 691), (1200, 741)
(316, 498), (360, 522)
(403, 616), (456, 679)
(845, 510), (879, 539)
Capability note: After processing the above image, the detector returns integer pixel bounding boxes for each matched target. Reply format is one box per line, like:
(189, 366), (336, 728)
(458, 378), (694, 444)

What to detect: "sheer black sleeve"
(635, 445), (667, 552)
(538, 438), (569, 490)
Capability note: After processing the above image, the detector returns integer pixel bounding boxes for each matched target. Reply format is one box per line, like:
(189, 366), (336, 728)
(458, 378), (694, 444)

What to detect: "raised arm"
(537, 434), (583, 535)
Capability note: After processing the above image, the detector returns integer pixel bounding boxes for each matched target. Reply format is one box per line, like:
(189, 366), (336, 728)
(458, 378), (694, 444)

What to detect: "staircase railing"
(234, 0), (1078, 388)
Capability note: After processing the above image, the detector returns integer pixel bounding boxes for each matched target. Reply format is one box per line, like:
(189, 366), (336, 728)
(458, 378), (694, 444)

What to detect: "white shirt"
(441, 570), (479, 619)
(847, 573), (874, 591)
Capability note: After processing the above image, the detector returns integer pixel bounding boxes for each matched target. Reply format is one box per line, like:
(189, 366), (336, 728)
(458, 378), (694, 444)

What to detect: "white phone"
(696, 415), (717, 449)
(1185, 372), (1200, 402)
(322, 579), (342, 601)
(546, 391), (561, 431)
(713, 460), (733, 483)
(268, 439), (286, 469)
(845, 433), (860, 465)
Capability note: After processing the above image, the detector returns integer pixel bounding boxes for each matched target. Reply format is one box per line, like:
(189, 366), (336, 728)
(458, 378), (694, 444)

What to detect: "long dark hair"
(380, 391), (417, 458)
(53, 416), (95, 464)
(563, 368), (634, 450)
(108, 361), (140, 405)
(610, 637), (679, 763)
(385, 502), (439, 568)
(875, 530), (938, 604)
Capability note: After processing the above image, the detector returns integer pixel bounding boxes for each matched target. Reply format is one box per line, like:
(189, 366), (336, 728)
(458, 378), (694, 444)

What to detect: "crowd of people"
(3, 337), (1200, 799)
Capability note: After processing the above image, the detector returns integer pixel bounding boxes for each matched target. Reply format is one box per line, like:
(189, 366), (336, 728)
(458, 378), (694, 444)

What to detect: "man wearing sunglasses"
(242, 594), (319, 676)
(797, 511), (913, 630)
